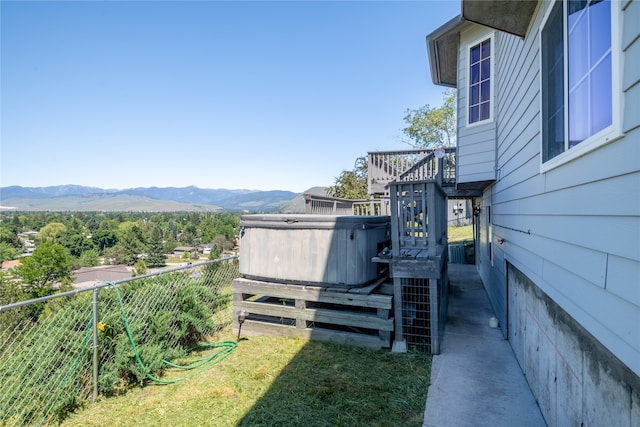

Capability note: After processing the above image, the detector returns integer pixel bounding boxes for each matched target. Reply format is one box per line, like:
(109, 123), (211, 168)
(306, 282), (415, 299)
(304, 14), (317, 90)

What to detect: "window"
(541, 0), (618, 167)
(467, 34), (494, 126)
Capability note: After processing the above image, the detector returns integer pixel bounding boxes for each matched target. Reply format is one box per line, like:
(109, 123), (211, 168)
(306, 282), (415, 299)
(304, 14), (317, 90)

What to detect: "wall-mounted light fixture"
(236, 310), (249, 342)
(473, 206), (481, 217)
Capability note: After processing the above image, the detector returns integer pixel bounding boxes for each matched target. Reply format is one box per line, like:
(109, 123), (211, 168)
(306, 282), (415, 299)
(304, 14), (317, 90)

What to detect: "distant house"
(73, 265), (132, 288)
(18, 231), (38, 239)
(17, 231), (37, 253)
(447, 199), (472, 226)
(172, 246), (199, 258)
(427, 0), (639, 424)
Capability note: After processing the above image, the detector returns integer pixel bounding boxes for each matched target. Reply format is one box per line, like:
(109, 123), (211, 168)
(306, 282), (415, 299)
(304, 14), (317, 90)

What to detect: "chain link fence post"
(1, 257), (239, 425)
(92, 288), (99, 403)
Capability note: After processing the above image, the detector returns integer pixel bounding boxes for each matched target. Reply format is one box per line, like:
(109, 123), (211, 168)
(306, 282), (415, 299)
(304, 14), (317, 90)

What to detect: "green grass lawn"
(448, 224), (473, 243)
(448, 225), (475, 263)
(61, 334), (431, 427)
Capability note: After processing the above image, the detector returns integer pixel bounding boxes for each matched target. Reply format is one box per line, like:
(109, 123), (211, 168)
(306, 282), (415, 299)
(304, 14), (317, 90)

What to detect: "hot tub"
(239, 214), (390, 287)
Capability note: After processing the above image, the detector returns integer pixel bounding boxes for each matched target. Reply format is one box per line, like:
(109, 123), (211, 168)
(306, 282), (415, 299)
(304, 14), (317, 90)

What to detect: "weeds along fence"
(0, 257), (240, 426)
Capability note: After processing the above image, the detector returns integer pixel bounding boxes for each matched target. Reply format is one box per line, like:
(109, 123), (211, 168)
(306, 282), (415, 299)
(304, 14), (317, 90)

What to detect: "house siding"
(623, 0), (640, 133)
(456, 25), (497, 185)
(460, 0), (640, 424)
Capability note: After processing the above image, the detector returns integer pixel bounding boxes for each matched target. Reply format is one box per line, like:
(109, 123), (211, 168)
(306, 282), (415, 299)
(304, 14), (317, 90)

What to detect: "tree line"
(0, 211), (241, 305)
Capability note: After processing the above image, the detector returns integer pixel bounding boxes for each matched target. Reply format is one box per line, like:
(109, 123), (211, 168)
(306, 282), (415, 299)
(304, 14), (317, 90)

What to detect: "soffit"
(462, 0), (538, 38)
(426, 15), (469, 87)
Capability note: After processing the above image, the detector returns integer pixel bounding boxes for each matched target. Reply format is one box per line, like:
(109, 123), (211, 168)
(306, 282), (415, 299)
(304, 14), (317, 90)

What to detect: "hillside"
(279, 186), (330, 213)
(0, 185), (300, 212)
(0, 194), (221, 212)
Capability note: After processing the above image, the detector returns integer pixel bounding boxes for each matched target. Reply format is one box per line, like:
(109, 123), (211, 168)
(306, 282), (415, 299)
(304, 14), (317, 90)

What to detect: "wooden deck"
(232, 277), (394, 349)
(367, 148), (456, 196)
(236, 179), (452, 353)
(237, 151), (462, 353)
(303, 148), (479, 217)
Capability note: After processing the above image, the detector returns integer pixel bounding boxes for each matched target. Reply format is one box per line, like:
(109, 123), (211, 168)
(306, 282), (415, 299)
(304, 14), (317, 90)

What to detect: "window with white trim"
(541, 0), (618, 166)
(467, 34), (493, 126)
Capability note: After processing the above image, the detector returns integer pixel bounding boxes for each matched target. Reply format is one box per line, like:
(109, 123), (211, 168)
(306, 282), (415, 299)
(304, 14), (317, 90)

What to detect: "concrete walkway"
(423, 264), (547, 427)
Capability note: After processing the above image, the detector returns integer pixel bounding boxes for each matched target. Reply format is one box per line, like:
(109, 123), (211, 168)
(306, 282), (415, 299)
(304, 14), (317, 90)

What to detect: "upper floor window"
(541, 0), (619, 168)
(467, 34), (494, 126)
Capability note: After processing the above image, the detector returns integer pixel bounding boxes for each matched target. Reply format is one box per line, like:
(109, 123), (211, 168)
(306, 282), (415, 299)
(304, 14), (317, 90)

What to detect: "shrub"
(96, 273), (221, 394)
(0, 265), (234, 424)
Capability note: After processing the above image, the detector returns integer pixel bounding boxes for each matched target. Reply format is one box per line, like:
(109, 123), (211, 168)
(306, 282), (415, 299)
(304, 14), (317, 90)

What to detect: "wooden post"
(427, 183), (436, 257)
(420, 183), (428, 248)
(393, 277), (404, 343)
(367, 153), (374, 196)
(295, 298), (307, 329)
(389, 184), (401, 258)
(377, 307), (391, 343)
(304, 194), (312, 214)
(408, 183), (415, 247)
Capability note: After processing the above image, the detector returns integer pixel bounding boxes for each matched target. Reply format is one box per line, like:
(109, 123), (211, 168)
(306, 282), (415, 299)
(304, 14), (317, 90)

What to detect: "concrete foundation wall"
(507, 263), (640, 427)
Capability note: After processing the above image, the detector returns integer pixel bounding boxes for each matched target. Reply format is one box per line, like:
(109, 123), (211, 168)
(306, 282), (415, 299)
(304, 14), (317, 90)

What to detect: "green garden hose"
(62, 313), (93, 387)
(111, 284), (237, 384)
(36, 284), (237, 426)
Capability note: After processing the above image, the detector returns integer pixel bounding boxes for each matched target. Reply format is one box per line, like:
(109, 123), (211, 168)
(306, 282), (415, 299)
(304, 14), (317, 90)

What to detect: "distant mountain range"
(0, 185), (303, 212)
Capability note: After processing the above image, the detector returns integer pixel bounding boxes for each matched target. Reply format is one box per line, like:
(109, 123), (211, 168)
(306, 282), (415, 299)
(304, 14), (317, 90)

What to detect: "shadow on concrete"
(423, 264), (546, 427)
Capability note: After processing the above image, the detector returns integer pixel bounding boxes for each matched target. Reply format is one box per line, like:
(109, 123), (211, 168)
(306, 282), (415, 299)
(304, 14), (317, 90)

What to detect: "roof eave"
(462, 0), (539, 38)
(426, 15), (468, 87)
(426, 1), (539, 87)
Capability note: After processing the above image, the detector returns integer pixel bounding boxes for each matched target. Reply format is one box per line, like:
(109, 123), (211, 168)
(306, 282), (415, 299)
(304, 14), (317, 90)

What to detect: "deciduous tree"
(58, 230), (96, 258)
(37, 222), (67, 244)
(78, 249), (100, 267)
(328, 156), (369, 199)
(133, 259), (147, 276)
(91, 228), (118, 251)
(402, 89), (456, 148)
(0, 242), (19, 263)
(17, 242), (72, 297)
(0, 270), (29, 331)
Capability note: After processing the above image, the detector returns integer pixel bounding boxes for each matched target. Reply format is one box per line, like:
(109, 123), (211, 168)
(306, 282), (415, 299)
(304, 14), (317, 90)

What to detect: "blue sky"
(1, 0), (459, 193)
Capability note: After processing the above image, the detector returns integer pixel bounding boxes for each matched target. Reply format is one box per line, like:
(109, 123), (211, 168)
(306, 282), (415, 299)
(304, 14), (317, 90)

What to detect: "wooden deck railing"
(367, 148), (456, 196)
(353, 199), (391, 216)
(304, 194), (390, 216)
(304, 147), (456, 216)
(388, 180), (447, 256)
(387, 180), (449, 354)
(304, 194), (355, 215)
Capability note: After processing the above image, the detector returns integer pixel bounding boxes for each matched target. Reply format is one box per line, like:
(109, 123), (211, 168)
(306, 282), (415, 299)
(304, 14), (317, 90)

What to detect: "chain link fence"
(0, 257), (239, 426)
